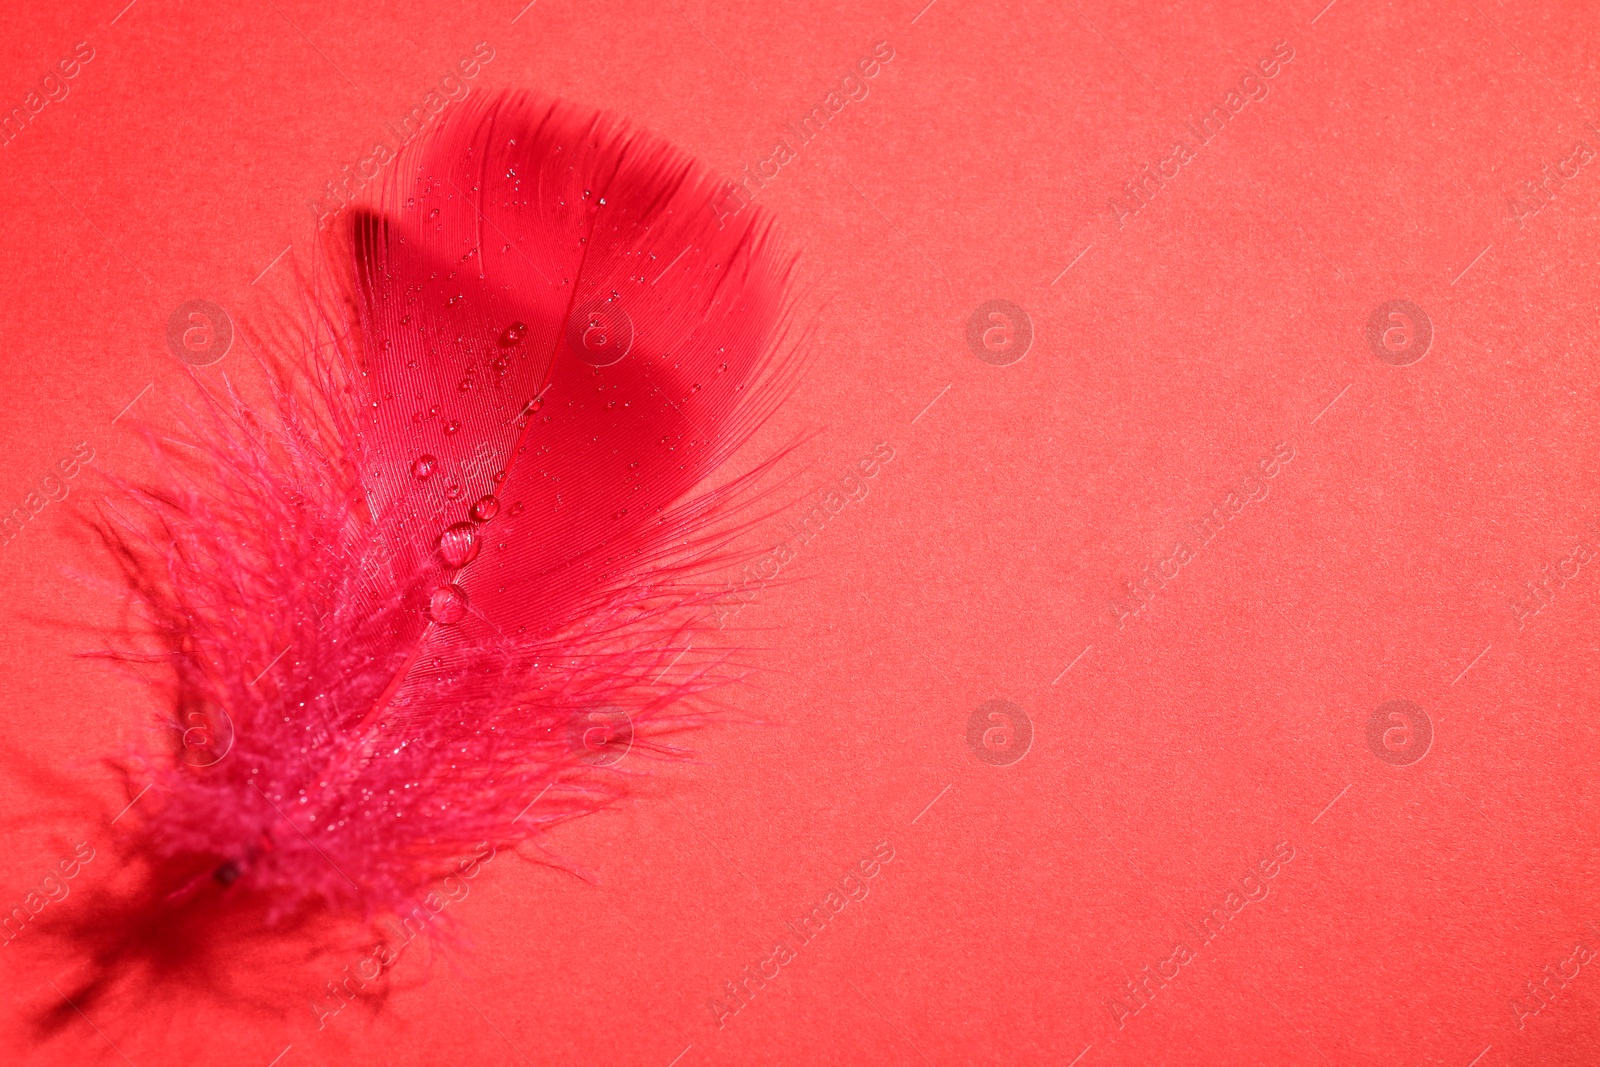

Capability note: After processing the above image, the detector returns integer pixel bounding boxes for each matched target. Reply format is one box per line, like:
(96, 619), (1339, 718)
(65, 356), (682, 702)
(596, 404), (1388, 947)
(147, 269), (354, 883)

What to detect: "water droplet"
(458, 378), (473, 392)
(491, 469), (507, 484)
(469, 495), (500, 522)
(612, 508), (627, 520)
(445, 483), (465, 500)
(498, 321), (528, 348)
(509, 501), (525, 516)
(444, 419), (462, 435)
(412, 454), (437, 480)
(429, 207), (441, 219)
(427, 583), (468, 624)
(436, 522), (480, 567)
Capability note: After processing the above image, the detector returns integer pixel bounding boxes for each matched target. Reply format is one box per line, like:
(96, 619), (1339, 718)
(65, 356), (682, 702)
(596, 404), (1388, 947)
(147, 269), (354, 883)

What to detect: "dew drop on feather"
(469, 495), (500, 522)
(412, 454), (437, 480)
(436, 523), (481, 568)
(444, 420), (462, 435)
(498, 321), (528, 347)
(427, 583), (468, 624)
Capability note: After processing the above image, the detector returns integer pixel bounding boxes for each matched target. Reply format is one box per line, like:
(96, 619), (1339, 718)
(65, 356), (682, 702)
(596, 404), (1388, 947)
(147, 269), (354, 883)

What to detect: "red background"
(2, 0), (1599, 1064)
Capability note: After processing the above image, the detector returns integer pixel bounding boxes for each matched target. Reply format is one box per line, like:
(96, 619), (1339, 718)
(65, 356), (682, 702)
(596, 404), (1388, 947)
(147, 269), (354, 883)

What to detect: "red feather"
(53, 90), (796, 1013)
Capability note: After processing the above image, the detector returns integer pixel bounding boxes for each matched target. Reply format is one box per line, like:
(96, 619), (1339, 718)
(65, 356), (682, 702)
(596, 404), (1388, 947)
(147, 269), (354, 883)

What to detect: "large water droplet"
(498, 321), (528, 348)
(427, 583), (468, 624)
(436, 522), (480, 568)
(469, 495), (500, 522)
(412, 454), (437, 480)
